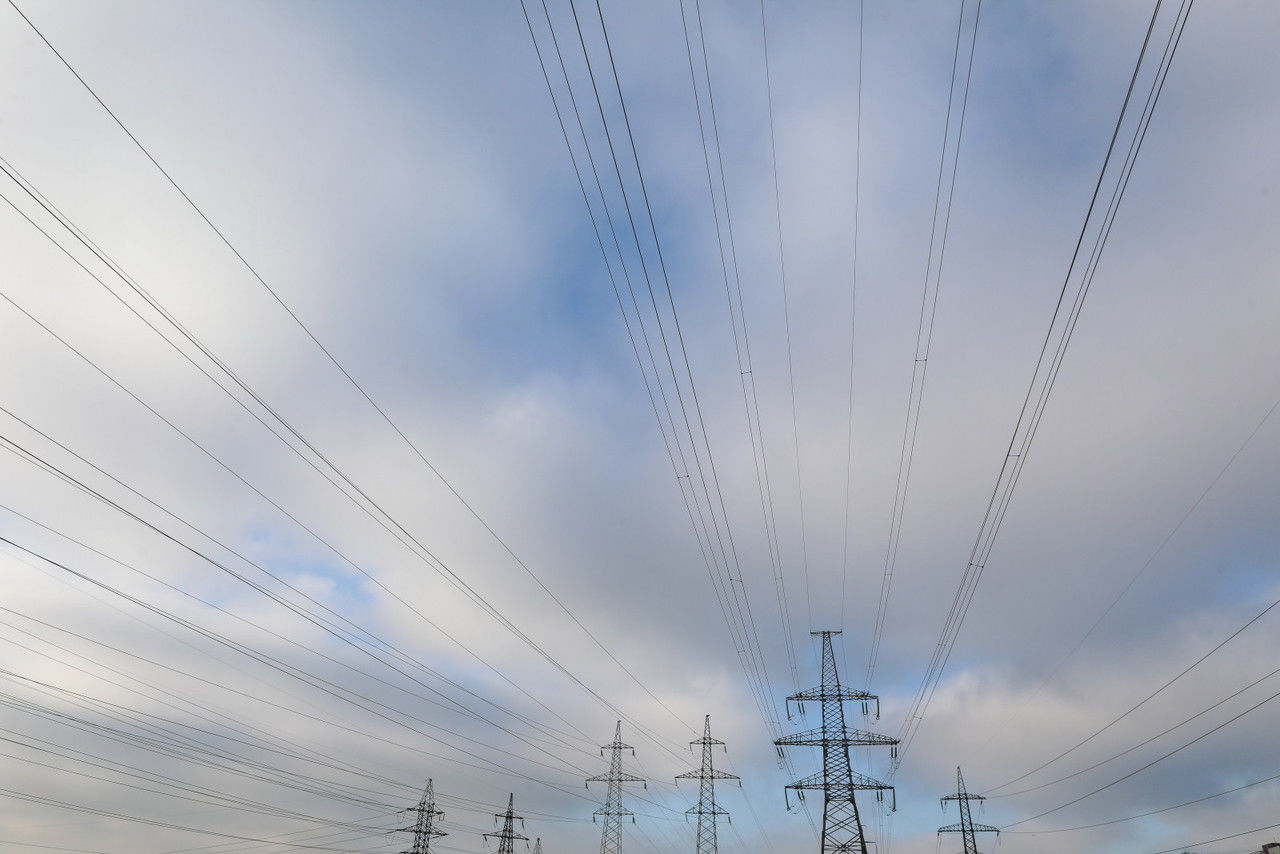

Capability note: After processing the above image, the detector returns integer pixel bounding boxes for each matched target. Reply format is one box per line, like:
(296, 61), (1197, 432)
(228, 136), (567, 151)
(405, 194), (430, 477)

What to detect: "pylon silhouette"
(401, 779), (446, 854)
(774, 631), (898, 854)
(587, 721), (646, 854)
(485, 794), (529, 854)
(676, 715), (740, 854)
(938, 767), (998, 854)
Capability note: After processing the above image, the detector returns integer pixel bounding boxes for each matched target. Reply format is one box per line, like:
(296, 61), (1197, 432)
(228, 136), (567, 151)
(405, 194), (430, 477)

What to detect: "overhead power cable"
(575, 0), (782, 730)
(986, 587), (1280, 796)
(0, 531), (592, 793)
(1002, 661), (1280, 827)
(2, 0), (689, 746)
(975, 387), (1280, 773)
(0, 160), (683, 766)
(516, 0), (779, 757)
(836, 0), (866, 645)
(0, 409), (599, 774)
(1152, 820), (1280, 854)
(525, 0), (784, 748)
(515, 7), (790, 851)
(993, 653), (1280, 799)
(1002, 770), (1280, 835)
(757, 0), (813, 634)
(864, 0), (982, 687)
(893, 0), (1194, 767)
(0, 787), (394, 853)
(679, 0), (803, 696)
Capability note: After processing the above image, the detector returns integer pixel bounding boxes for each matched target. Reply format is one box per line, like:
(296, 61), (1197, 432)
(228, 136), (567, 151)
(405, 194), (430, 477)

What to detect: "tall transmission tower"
(676, 715), (740, 854)
(533, 838), (544, 854)
(938, 767), (998, 854)
(775, 630), (898, 854)
(587, 721), (646, 854)
(401, 779), (447, 854)
(485, 794), (529, 854)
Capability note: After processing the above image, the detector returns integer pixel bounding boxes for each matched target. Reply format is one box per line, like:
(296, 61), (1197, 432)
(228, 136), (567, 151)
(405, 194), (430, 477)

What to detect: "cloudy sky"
(1, 1), (1278, 853)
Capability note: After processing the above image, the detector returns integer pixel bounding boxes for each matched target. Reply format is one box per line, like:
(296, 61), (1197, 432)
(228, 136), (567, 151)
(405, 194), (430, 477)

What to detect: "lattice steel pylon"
(774, 631), (899, 854)
(587, 721), (646, 854)
(401, 779), (447, 854)
(938, 767), (998, 854)
(676, 715), (740, 854)
(485, 794), (529, 854)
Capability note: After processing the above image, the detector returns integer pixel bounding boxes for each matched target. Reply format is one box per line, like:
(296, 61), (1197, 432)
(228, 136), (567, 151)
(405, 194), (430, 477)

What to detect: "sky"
(0, 1), (1278, 854)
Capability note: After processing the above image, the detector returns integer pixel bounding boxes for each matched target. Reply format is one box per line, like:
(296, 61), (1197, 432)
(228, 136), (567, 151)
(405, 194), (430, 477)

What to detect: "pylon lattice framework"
(485, 794), (529, 854)
(402, 779), (447, 854)
(587, 721), (646, 854)
(775, 631), (899, 854)
(676, 715), (740, 854)
(938, 767), (998, 854)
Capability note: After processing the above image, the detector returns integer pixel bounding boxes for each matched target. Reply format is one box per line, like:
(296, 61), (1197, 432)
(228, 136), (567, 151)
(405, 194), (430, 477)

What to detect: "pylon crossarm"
(587, 773), (645, 784)
(847, 727), (899, 747)
(676, 769), (739, 781)
(941, 793), (985, 803)
(599, 741), (636, 751)
(786, 686), (877, 704)
(685, 805), (730, 817)
(785, 770), (892, 792)
(594, 806), (634, 817)
(774, 726), (898, 748)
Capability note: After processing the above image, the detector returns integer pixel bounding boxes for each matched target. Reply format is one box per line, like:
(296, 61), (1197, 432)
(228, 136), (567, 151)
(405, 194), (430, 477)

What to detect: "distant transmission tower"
(676, 715), (740, 854)
(938, 767), (998, 854)
(484, 794), (529, 854)
(533, 838), (544, 854)
(775, 630), (898, 854)
(587, 721), (646, 854)
(401, 779), (446, 854)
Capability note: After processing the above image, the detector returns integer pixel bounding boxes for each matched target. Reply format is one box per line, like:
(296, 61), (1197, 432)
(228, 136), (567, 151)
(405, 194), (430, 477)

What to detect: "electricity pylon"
(676, 715), (740, 854)
(587, 721), (646, 854)
(938, 767), (998, 854)
(775, 631), (899, 854)
(533, 838), (544, 854)
(401, 779), (447, 854)
(485, 794), (529, 854)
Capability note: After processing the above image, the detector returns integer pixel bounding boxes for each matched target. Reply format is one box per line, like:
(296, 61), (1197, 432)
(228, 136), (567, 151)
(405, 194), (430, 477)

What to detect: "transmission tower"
(401, 779), (447, 854)
(938, 767), (998, 854)
(775, 630), (898, 854)
(485, 794), (529, 854)
(676, 715), (740, 854)
(533, 838), (544, 854)
(587, 721), (646, 854)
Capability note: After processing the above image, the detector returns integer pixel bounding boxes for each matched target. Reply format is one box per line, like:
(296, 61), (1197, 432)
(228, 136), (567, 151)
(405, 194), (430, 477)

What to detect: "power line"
(4, 0), (687, 748)
(1152, 820), (1280, 854)
(973, 388), (1280, 770)
(516, 0), (780, 758)
(575, 0), (781, 729)
(1002, 669), (1280, 828)
(864, 0), (982, 688)
(1002, 770), (1280, 835)
(837, 0), (866, 649)
(986, 588), (1280, 796)
(893, 0), (1194, 767)
(677, 0), (802, 697)
(992, 656), (1280, 800)
(757, 0), (813, 634)
(0, 408), (598, 771)
(0, 161), (685, 765)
